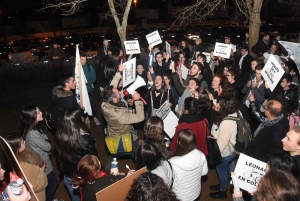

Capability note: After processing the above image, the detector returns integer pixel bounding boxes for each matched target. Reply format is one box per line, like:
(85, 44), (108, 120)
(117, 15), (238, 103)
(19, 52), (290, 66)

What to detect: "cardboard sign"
(96, 167), (147, 201)
(202, 52), (211, 63)
(180, 64), (189, 80)
(155, 100), (178, 138)
(166, 41), (171, 57)
(0, 136), (39, 201)
(213, 42), (232, 59)
(123, 58), (137, 88)
(278, 41), (300, 71)
(146, 30), (162, 46)
(261, 54), (285, 91)
(124, 40), (141, 55)
(234, 154), (266, 193)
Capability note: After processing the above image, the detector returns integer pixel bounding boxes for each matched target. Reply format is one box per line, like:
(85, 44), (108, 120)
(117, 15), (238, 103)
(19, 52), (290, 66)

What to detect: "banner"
(124, 40), (141, 55)
(122, 58), (137, 88)
(155, 100), (178, 138)
(234, 154), (266, 193)
(74, 45), (92, 116)
(261, 54), (285, 91)
(166, 41), (171, 57)
(146, 30), (162, 46)
(278, 41), (300, 71)
(213, 42), (232, 59)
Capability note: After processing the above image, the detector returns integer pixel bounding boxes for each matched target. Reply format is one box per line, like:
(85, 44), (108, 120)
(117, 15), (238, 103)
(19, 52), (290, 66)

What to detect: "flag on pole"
(74, 44), (93, 116)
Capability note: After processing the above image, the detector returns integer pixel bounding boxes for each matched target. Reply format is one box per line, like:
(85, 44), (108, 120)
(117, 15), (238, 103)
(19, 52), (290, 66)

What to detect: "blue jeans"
(46, 170), (59, 201)
(216, 152), (237, 191)
(63, 176), (80, 201)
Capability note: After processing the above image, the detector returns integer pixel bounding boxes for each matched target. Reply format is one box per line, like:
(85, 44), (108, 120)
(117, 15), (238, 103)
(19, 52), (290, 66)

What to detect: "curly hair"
(143, 116), (164, 145)
(216, 96), (238, 127)
(184, 96), (211, 115)
(220, 82), (236, 97)
(126, 172), (179, 201)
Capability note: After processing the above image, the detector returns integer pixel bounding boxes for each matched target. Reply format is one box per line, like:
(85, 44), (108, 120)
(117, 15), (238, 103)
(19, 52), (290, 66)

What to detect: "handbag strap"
(166, 160), (174, 189)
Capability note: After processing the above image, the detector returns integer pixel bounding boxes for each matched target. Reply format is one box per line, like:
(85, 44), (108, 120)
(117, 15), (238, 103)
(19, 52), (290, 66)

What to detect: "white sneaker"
(93, 117), (101, 125)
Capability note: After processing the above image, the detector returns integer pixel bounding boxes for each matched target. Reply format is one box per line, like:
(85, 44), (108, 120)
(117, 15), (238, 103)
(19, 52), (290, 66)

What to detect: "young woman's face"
(36, 107), (43, 122)
(226, 72), (235, 83)
(155, 76), (163, 88)
(212, 77), (221, 90)
(251, 61), (258, 71)
(147, 71), (152, 81)
(19, 139), (26, 153)
(163, 76), (170, 86)
(119, 50), (124, 56)
(188, 80), (199, 93)
(223, 67), (229, 75)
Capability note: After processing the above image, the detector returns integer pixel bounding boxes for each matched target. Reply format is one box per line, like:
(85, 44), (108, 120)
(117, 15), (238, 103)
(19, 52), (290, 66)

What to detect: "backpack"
(45, 101), (65, 131)
(288, 113), (300, 130)
(224, 112), (252, 153)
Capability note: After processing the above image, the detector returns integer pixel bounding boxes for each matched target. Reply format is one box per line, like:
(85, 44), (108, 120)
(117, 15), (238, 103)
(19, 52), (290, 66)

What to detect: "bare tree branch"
(36, 0), (88, 16)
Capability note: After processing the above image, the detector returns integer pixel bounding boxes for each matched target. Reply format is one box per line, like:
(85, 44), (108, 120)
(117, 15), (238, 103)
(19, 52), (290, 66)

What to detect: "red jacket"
(171, 119), (209, 156)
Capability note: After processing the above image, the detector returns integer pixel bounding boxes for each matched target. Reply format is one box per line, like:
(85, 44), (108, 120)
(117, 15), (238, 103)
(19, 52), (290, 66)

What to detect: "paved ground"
(0, 85), (233, 201)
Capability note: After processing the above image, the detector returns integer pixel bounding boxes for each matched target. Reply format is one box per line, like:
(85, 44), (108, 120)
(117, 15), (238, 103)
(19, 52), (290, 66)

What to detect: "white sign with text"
(166, 41), (171, 57)
(146, 30), (163, 46)
(180, 64), (189, 80)
(124, 40), (141, 55)
(234, 154), (267, 193)
(123, 58), (136, 88)
(261, 54), (285, 91)
(213, 42), (232, 59)
(278, 41), (300, 71)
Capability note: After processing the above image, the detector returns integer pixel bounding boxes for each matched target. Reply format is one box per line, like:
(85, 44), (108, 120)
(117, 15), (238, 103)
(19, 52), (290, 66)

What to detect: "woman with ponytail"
(171, 96), (211, 156)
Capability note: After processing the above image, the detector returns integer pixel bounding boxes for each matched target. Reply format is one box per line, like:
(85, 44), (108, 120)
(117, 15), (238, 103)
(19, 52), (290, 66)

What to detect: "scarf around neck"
(253, 113), (284, 139)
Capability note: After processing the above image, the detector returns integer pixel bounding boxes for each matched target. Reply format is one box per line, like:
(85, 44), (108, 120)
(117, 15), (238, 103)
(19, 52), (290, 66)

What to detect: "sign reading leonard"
(261, 54), (285, 91)
(123, 58), (136, 88)
(234, 154), (266, 193)
(124, 40), (141, 55)
(146, 30), (162, 47)
(213, 42), (232, 59)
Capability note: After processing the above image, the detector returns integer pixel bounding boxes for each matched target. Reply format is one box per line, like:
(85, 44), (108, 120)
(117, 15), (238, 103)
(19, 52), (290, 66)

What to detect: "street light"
(134, 0), (137, 25)
(134, 0), (137, 10)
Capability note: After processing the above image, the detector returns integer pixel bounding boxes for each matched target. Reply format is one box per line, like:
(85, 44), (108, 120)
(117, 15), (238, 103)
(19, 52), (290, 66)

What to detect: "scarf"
(178, 114), (205, 124)
(253, 113), (284, 139)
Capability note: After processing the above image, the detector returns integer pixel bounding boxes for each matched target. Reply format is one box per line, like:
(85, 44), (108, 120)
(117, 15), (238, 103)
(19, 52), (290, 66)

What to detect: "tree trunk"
(248, 13), (261, 57)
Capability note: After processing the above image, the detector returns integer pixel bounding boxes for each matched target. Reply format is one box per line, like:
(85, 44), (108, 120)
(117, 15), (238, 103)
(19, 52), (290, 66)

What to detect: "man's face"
(53, 44), (58, 49)
(154, 76), (163, 87)
(67, 77), (76, 90)
(241, 49), (248, 56)
(80, 56), (87, 65)
(112, 88), (121, 103)
(245, 33), (249, 38)
(103, 40), (108, 47)
(137, 65), (144, 74)
(264, 35), (270, 41)
(225, 38), (230, 44)
(251, 61), (257, 71)
(195, 39), (200, 45)
(189, 64), (200, 77)
(282, 130), (300, 155)
(270, 45), (277, 54)
(155, 54), (163, 63)
(255, 69), (262, 80)
(280, 78), (289, 89)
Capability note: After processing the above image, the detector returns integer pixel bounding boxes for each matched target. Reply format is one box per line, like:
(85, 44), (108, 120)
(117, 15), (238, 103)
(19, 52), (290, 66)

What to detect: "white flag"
(74, 45), (93, 116)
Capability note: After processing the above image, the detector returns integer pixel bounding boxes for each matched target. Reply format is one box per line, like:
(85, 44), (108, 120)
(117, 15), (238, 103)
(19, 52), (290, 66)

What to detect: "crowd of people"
(1, 32), (300, 201)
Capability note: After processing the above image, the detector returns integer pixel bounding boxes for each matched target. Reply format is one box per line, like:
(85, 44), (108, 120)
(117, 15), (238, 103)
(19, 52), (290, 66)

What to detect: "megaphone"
(123, 75), (147, 105)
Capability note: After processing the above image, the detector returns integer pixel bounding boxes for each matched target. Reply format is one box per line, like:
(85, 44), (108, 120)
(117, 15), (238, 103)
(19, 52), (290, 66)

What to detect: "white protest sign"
(146, 30), (162, 46)
(180, 64), (189, 80)
(155, 100), (178, 138)
(124, 40), (141, 55)
(202, 52), (211, 63)
(123, 57), (136, 88)
(278, 41), (300, 71)
(213, 42), (232, 59)
(234, 154), (266, 193)
(261, 54), (285, 91)
(166, 41), (171, 57)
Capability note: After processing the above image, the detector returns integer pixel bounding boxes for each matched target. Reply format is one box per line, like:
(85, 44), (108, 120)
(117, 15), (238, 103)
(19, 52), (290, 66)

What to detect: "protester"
(5, 133), (48, 201)
(48, 41), (66, 85)
(127, 172), (179, 201)
(171, 97), (211, 155)
(209, 96), (239, 199)
(238, 46), (253, 79)
(99, 38), (110, 63)
(54, 108), (98, 201)
(251, 32), (271, 56)
(163, 73), (179, 106)
(263, 44), (281, 64)
(280, 74), (299, 112)
(192, 38), (205, 58)
(170, 129), (208, 201)
(196, 53), (213, 86)
(21, 105), (58, 201)
(226, 68), (243, 102)
(208, 74), (225, 101)
(179, 40), (190, 60)
(148, 51), (169, 76)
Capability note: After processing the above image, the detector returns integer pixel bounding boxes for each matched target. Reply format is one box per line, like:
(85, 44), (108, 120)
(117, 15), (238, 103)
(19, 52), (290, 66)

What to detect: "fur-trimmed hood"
(52, 85), (74, 98)
(17, 147), (44, 167)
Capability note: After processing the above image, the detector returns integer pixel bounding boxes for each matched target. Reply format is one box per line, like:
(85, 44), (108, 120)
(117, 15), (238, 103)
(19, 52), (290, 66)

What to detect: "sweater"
(211, 112), (238, 157)
(170, 149), (208, 201)
(151, 160), (173, 187)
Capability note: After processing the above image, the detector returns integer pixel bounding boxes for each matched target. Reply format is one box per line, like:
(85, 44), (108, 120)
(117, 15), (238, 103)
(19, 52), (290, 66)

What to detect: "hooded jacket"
(52, 85), (79, 109)
(170, 149), (208, 201)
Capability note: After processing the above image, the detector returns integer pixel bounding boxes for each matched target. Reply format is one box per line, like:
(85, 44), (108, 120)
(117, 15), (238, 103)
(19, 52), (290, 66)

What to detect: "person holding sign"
(148, 50), (170, 76)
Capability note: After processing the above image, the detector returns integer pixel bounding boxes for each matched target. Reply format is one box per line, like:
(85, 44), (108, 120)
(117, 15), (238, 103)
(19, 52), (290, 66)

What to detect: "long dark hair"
(174, 129), (197, 156)
(54, 107), (93, 161)
(216, 96), (238, 127)
(20, 105), (42, 139)
(143, 116), (164, 145)
(5, 133), (23, 156)
(136, 142), (163, 171)
(184, 96), (211, 115)
(150, 75), (166, 93)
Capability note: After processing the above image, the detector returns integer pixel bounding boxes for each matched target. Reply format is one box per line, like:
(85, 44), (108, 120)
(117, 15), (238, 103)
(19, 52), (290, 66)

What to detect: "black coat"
(240, 54), (253, 75)
(202, 62), (213, 86)
(251, 40), (271, 55)
(245, 116), (289, 162)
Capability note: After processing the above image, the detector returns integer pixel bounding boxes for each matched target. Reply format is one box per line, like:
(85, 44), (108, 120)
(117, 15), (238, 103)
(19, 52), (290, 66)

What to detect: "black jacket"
(245, 116), (289, 162)
(240, 54), (253, 75)
(251, 40), (271, 55)
(202, 62), (213, 86)
(52, 85), (79, 110)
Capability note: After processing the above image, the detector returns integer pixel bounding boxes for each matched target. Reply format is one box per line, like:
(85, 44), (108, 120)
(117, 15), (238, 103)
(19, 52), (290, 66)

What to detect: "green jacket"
(74, 63), (96, 92)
